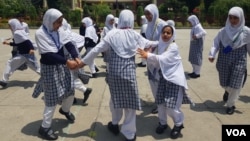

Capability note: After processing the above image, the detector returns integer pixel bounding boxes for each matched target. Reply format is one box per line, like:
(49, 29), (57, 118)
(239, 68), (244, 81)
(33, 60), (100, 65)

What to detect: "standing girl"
(79, 9), (158, 141)
(208, 7), (250, 115)
(102, 14), (115, 72)
(137, 25), (193, 139)
(143, 3), (167, 114)
(34, 8), (80, 140)
(187, 15), (207, 78)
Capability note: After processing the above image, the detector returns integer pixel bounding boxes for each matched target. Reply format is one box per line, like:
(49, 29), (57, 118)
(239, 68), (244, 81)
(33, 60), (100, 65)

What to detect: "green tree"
(89, 3), (111, 25)
(209, 0), (250, 26)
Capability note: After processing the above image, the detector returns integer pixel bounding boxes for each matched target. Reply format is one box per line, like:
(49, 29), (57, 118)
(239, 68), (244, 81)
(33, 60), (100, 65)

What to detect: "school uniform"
(32, 19), (91, 102)
(34, 8), (79, 140)
(0, 19), (40, 87)
(187, 15), (207, 77)
(81, 9), (158, 141)
(102, 14), (116, 72)
(143, 4), (167, 113)
(209, 7), (250, 114)
(81, 17), (99, 77)
(146, 26), (193, 139)
(62, 18), (92, 103)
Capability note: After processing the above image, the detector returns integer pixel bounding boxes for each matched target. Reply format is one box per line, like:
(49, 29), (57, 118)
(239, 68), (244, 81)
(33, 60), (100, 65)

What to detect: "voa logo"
(226, 129), (246, 136)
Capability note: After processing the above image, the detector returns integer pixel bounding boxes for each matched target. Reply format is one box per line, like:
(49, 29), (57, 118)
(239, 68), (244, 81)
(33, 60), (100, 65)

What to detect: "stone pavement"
(0, 29), (249, 141)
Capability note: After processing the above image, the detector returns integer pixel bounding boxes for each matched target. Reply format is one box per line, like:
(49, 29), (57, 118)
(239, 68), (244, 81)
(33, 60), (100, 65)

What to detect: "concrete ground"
(0, 28), (249, 141)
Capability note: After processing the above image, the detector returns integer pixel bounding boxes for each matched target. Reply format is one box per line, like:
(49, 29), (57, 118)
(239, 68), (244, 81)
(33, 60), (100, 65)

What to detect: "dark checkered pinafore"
(188, 38), (204, 65)
(106, 48), (141, 110)
(156, 71), (192, 109)
(33, 64), (74, 106)
(216, 43), (247, 89)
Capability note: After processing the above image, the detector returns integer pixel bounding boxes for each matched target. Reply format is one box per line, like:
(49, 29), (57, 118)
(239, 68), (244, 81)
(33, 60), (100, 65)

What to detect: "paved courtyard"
(0, 28), (249, 141)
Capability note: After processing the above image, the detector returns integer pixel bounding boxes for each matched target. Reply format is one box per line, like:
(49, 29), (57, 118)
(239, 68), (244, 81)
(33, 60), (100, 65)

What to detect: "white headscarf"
(105, 14), (115, 30)
(104, 9), (143, 58)
(144, 4), (167, 41)
(35, 8), (71, 54)
(219, 7), (250, 49)
(8, 18), (29, 44)
(157, 25), (176, 54)
(82, 17), (98, 43)
(220, 6), (248, 49)
(158, 25), (188, 89)
(166, 20), (175, 27)
(61, 18), (85, 49)
(114, 17), (119, 25)
(187, 15), (206, 40)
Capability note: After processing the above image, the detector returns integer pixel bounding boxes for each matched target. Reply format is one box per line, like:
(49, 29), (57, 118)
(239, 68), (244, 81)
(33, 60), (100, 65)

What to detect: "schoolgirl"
(187, 15), (207, 78)
(142, 3), (167, 114)
(137, 25), (193, 139)
(34, 8), (80, 140)
(81, 17), (99, 78)
(61, 18), (92, 104)
(0, 19), (40, 88)
(79, 9), (158, 141)
(208, 7), (250, 115)
(102, 14), (115, 72)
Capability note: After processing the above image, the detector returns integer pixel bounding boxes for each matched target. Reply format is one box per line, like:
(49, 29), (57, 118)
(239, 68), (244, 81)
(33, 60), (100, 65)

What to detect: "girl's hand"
(74, 58), (82, 65)
(208, 57), (214, 63)
(3, 41), (9, 45)
(66, 60), (78, 70)
(78, 61), (86, 68)
(29, 49), (35, 55)
(137, 48), (148, 59)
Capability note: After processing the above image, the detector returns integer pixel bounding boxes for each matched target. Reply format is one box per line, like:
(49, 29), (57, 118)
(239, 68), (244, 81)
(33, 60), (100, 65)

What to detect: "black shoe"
(73, 97), (77, 104)
(0, 81), (7, 88)
(125, 135), (136, 141)
(188, 72), (195, 76)
(107, 121), (120, 135)
(83, 88), (92, 104)
(95, 66), (99, 72)
(223, 91), (229, 102)
(151, 107), (158, 114)
(155, 122), (168, 134)
(17, 63), (28, 71)
(170, 124), (184, 139)
(38, 126), (58, 140)
(91, 73), (97, 78)
(226, 106), (235, 115)
(188, 73), (200, 78)
(137, 62), (146, 67)
(59, 108), (75, 123)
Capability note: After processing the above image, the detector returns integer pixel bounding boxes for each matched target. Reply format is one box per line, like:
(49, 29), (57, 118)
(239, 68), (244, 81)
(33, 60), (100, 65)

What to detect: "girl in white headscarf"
(81, 17), (99, 78)
(61, 18), (92, 104)
(79, 9), (158, 141)
(141, 3), (167, 114)
(0, 19), (40, 88)
(166, 19), (175, 27)
(138, 25), (193, 139)
(102, 14), (115, 72)
(187, 15), (207, 78)
(32, 18), (92, 105)
(33, 8), (80, 140)
(208, 6), (250, 115)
